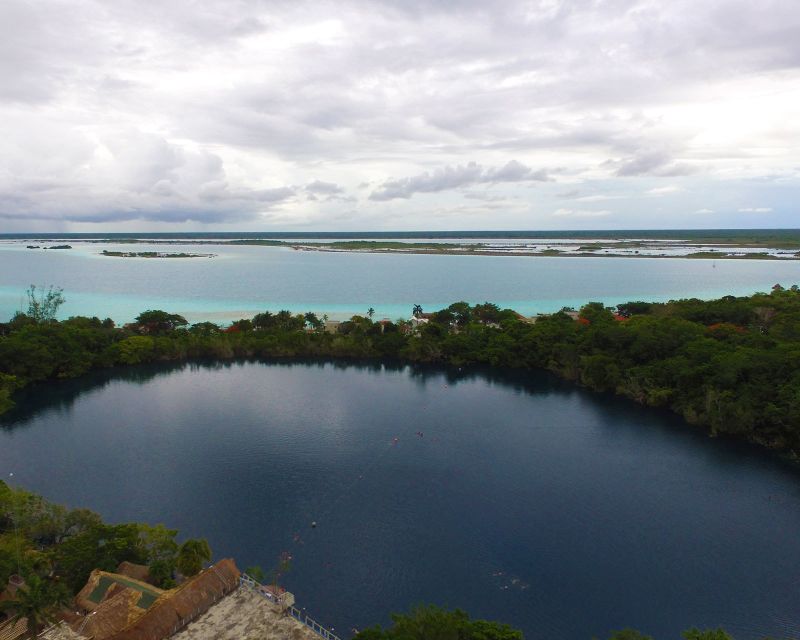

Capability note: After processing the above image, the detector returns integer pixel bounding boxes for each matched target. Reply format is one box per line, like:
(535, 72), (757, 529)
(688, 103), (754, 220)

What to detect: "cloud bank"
(0, 0), (798, 229)
(369, 161), (548, 201)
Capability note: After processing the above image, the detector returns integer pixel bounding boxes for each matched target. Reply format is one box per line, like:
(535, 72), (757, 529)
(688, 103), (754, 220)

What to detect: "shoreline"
(6, 232), (800, 259)
(288, 245), (800, 260)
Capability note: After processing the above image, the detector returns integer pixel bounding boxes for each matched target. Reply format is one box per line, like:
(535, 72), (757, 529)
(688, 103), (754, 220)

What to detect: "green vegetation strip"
(1, 476), (213, 630)
(101, 250), (214, 258)
(3, 285), (800, 455)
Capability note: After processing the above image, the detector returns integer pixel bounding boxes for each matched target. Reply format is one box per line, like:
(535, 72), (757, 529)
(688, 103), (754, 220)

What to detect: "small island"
(101, 250), (216, 259)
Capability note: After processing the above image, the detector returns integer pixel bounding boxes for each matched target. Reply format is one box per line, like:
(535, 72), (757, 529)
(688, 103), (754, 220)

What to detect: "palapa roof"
(0, 617), (27, 640)
(74, 588), (141, 640)
(38, 621), (88, 640)
(109, 559), (240, 640)
(117, 562), (152, 584)
(75, 570), (163, 614)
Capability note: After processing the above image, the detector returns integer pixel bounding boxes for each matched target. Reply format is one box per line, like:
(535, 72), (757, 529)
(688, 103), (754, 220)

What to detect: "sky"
(0, 0), (798, 232)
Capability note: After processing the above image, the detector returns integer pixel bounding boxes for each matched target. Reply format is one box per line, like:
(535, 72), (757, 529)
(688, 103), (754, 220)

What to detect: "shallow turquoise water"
(2, 242), (799, 323)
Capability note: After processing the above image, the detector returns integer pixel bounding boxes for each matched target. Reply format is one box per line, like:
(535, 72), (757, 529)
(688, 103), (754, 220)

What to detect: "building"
(68, 559), (240, 640)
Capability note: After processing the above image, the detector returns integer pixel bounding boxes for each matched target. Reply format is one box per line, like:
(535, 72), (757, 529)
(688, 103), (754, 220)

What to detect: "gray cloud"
(370, 160), (548, 200)
(0, 0), (797, 227)
(610, 151), (696, 177)
(305, 180), (344, 195)
(0, 126), (296, 224)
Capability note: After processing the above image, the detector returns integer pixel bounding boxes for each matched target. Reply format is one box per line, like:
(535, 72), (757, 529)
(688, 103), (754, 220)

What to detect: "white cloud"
(646, 185), (682, 196)
(0, 0), (798, 229)
(737, 207), (773, 213)
(695, 208), (715, 214)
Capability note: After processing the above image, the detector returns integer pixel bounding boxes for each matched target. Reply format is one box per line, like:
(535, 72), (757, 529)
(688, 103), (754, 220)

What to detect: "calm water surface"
(2, 362), (800, 639)
(2, 242), (799, 322)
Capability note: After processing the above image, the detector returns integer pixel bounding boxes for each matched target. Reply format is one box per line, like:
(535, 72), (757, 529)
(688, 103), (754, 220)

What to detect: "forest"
(1, 284), (800, 454)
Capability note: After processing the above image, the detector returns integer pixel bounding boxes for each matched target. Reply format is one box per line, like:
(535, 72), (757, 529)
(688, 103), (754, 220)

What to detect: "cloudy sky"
(1, 0), (798, 231)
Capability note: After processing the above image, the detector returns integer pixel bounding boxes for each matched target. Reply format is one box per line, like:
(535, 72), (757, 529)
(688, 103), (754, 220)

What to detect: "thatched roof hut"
(0, 617), (27, 640)
(109, 559), (240, 640)
(74, 588), (141, 640)
(75, 570), (163, 614)
(117, 563), (152, 585)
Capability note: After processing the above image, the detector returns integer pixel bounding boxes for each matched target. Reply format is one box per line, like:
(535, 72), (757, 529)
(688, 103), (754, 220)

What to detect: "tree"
(189, 322), (221, 336)
(252, 311), (275, 330)
(25, 285), (65, 323)
(412, 304), (423, 318)
(55, 522), (145, 592)
(134, 310), (188, 334)
(445, 301), (472, 326)
(682, 629), (733, 640)
(113, 336), (155, 365)
(608, 630), (653, 640)
(473, 302), (502, 324)
(244, 565), (266, 583)
(356, 605), (522, 640)
(0, 575), (70, 639)
(138, 524), (179, 587)
(616, 301), (652, 318)
(175, 538), (211, 577)
(252, 310), (304, 331)
(367, 308), (375, 320)
(304, 312), (323, 331)
(62, 508), (103, 539)
(0, 373), (19, 414)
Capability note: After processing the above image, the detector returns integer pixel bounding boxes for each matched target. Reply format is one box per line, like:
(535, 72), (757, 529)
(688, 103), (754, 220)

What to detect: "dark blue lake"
(2, 361), (800, 639)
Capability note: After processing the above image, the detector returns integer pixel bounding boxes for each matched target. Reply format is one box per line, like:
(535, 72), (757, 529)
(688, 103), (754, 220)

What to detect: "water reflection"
(2, 359), (569, 430)
(3, 361), (800, 640)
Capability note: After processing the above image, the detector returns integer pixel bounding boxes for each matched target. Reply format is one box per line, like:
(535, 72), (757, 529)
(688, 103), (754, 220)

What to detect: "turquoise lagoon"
(1, 240), (799, 323)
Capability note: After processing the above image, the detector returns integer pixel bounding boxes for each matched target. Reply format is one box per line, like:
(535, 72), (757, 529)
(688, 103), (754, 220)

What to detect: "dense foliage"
(0, 479), (211, 597)
(0, 478), (223, 634)
(352, 606), (742, 640)
(355, 605), (523, 640)
(2, 286), (800, 453)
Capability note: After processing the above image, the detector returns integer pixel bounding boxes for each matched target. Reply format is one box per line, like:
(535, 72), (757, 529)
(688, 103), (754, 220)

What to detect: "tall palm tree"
(412, 304), (423, 318)
(367, 307), (375, 320)
(0, 576), (69, 639)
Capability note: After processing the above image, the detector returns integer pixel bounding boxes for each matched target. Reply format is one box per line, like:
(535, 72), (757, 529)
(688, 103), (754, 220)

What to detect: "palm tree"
(0, 575), (69, 639)
(412, 304), (423, 318)
(367, 307), (375, 320)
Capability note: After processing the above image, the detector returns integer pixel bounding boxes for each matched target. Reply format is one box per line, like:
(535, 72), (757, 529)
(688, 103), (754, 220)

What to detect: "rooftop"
(172, 587), (317, 640)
